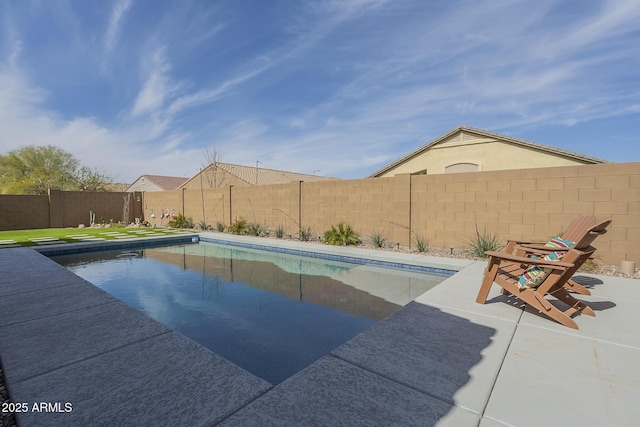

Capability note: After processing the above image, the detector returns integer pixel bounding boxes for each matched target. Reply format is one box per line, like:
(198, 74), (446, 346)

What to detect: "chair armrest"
(512, 244), (557, 258)
(484, 251), (574, 270)
(518, 243), (555, 251)
(506, 239), (535, 245)
(506, 240), (548, 256)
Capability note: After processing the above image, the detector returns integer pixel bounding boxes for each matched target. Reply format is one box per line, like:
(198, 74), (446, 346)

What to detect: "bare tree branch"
(202, 146), (225, 188)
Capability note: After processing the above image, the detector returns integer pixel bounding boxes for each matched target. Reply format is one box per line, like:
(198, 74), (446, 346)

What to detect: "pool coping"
(2, 233), (638, 426)
(33, 232), (199, 256)
(198, 232), (470, 276)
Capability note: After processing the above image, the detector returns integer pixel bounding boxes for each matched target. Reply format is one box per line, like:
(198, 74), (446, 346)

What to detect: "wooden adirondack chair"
(475, 220), (611, 329)
(504, 215), (599, 295)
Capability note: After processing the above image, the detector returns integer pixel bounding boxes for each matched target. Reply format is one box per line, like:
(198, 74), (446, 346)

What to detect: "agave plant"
(369, 230), (388, 248)
(464, 224), (503, 258)
(247, 221), (266, 236)
(323, 222), (359, 246)
(412, 233), (430, 252)
(298, 226), (313, 241)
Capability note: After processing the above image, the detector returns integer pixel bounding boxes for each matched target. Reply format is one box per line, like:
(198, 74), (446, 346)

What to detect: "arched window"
(445, 163), (479, 173)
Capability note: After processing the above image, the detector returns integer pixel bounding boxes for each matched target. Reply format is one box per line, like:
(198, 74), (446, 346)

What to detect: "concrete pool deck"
(1, 233), (639, 426)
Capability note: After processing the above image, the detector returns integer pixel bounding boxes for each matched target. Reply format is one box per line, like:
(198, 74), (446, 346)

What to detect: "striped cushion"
(518, 237), (575, 289)
(544, 236), (574, 250)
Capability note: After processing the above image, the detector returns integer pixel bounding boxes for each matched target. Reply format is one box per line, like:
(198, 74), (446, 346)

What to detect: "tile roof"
(183, 162), (333, 187)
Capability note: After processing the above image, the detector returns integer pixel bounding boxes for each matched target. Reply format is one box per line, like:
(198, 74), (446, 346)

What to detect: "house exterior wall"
(126, 179), (165, 192)
(181, 168), (251, 190)
(377, 134), (595, 177)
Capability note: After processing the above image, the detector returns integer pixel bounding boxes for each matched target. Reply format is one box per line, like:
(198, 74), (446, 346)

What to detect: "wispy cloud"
(131, 48), (183, 118)
(550, 0), (640, 55)
(0, 49), (200, 181)
(7, 33), (22, 67)
(0, 0), (638, 183)
(167, 66), (268, 116)
(104, 0), (133, 53)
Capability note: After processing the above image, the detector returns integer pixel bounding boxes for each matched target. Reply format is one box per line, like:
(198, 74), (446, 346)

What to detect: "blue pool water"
(52, 242), (445, 384)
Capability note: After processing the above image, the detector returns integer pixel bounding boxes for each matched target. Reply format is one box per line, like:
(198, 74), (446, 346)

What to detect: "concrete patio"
(0, 233), (638, 426)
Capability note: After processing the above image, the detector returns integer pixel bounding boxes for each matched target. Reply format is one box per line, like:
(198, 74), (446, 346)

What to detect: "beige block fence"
(142, 162), (640, 266)
(1, 162), (637, 266)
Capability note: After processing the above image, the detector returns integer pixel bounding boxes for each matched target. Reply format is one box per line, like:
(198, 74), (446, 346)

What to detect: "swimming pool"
(52, 242), (447, 384)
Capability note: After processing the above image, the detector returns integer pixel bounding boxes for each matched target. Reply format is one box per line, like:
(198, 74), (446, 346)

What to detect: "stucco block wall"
(143, 190), (184, 226)
(0, 191), (142, 230)
(5, 162), (637, 266)
(141, 162), (639, 265)
(298, 176), (411, 244)
(49, 191), (142, 228)
(145, 163), (640, 264)
(409, 163), (639, 265)
(0, 195), (50, 230)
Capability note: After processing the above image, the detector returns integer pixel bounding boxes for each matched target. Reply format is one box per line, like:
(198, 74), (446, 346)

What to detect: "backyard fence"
(1, 162), (638, 266)
(0, 190), (143, 230)
(142, 162), (640, 266)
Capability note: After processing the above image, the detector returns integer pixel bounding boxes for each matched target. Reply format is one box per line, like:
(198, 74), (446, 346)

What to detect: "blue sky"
(1, 0), (638, 183)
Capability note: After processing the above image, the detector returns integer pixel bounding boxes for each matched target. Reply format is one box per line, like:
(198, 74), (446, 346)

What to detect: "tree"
(75, 166), (112, 192)
(202, 146), (226, 188)
(0, 145), (78, 194)
(0, 145), (113, 194)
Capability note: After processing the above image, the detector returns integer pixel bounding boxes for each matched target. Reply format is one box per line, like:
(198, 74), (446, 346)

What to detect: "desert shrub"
(413, 233), (430, 252)
(215, 221), (226, 232)
(275, 224), (285, 239)
(169, 213), (193, 229)
(247, 222), (266, 236)
(298, 227), (312, 241)
(465, 225), (502, 258)
(370, 230), (388, 248)
(197, 220), (209, 231)
(323, 222), (359, 246)
(228, 217), (248, 235)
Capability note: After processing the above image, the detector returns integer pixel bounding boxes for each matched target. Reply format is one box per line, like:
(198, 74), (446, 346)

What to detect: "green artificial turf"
(0, 227), (190, 248)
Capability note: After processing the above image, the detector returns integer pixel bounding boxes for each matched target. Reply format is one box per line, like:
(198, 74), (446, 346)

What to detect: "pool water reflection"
(52, 242), (445, 384)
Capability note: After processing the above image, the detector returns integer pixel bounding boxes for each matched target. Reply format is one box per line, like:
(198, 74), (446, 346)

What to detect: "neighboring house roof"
(126, 175), (189, 192)
(182, 162), (334, 188)
(368, 125), (610, 178)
